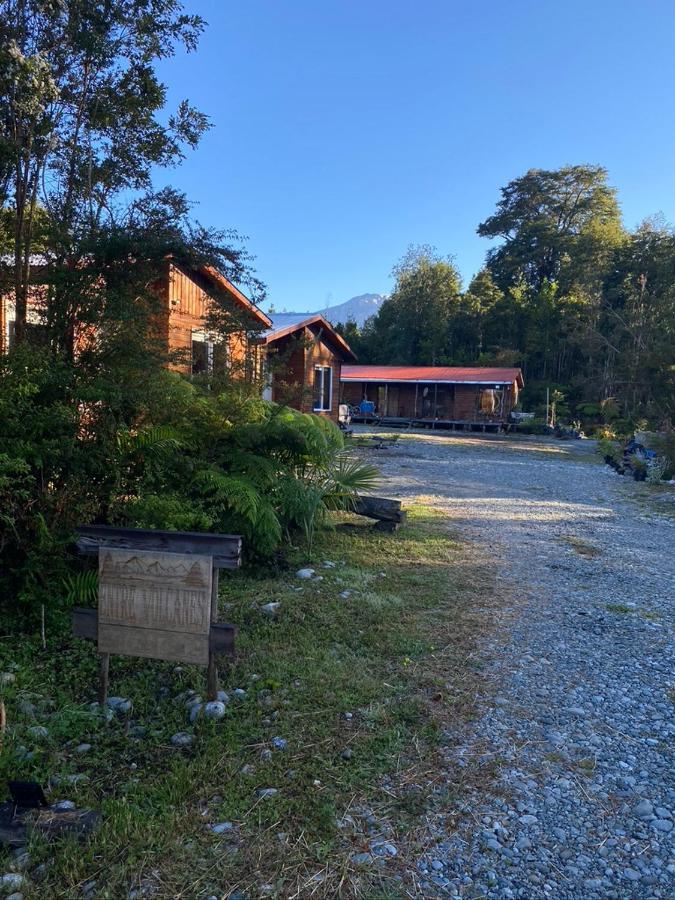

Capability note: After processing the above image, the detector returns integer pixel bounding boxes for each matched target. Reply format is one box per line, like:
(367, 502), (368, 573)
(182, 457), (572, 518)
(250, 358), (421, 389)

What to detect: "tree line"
(338, 166), (675, 430)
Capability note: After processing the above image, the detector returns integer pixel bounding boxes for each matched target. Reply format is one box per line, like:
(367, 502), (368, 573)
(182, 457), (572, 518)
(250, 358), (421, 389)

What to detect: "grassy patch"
(561, 536), (602, 558)
(0, 506), (494, 898)
(605, 603), (633, 614)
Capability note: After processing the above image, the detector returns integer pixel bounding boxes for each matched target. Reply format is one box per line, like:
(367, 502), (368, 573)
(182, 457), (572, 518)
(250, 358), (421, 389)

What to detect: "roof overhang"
(264, 314), (357, 361)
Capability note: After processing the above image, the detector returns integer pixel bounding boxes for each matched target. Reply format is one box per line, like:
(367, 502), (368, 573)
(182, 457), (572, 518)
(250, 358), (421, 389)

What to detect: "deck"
(350, 414), (508, 432)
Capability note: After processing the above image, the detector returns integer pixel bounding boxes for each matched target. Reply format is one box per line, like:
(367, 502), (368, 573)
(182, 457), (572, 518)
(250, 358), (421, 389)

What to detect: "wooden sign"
(72, 525), (241, 702)
(97, 549), (212, 665)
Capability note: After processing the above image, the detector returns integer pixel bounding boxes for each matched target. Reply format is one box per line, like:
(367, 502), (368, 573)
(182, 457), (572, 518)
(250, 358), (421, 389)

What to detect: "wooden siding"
(341, 381), (516, 425)
(268, 326), (343, 423)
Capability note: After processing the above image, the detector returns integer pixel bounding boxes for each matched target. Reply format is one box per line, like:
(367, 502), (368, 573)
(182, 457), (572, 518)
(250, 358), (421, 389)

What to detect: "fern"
(62, 570), (98, 605)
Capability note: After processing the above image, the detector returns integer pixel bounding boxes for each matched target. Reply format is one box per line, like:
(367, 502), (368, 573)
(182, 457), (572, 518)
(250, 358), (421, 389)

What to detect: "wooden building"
(262, 313), (356, 423)
(1, 260), (271, 379)
(340, 365), (524, 431)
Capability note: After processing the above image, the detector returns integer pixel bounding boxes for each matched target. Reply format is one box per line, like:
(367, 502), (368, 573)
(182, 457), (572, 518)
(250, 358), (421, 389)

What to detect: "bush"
(0, 351), (379, 622)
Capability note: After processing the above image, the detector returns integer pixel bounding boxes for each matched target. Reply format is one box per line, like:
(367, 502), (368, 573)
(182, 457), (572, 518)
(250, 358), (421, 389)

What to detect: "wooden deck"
(350, 414), (508, 432)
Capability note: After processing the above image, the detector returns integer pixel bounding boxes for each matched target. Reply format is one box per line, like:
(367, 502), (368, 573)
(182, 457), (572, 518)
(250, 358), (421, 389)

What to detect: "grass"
(0, 506), (495, 899)
(561, 536), (602, 558)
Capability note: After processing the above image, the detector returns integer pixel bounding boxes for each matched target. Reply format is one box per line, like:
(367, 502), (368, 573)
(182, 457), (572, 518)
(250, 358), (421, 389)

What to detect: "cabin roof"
(262, 313), (356, 361)
(341, 365), (524, 387)
(188, 265), (272, 329)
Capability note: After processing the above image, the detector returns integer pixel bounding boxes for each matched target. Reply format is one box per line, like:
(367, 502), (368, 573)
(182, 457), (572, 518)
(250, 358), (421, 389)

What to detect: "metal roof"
(341, 365), (524, 387)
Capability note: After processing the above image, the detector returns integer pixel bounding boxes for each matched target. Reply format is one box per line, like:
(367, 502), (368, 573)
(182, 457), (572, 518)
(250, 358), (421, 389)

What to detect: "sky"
(157, 0), (675, 312)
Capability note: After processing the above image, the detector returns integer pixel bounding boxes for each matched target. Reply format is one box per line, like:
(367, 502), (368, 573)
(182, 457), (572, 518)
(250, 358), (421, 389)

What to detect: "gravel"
(363, 429), (675, 899)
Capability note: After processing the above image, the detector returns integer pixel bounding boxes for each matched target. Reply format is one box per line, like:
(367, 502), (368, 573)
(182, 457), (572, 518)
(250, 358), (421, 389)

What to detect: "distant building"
(262, 313), (357, 423)
(340, 365), (524, 431)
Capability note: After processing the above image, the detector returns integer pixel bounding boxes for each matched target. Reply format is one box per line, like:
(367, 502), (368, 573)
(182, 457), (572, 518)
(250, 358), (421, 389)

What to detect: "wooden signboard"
(72, 526), (241, 701)
(98, 549), (213, 665)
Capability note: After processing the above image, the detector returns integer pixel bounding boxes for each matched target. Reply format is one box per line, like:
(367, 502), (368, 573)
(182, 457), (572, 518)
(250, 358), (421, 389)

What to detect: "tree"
(0, 0), (214, 345)
(478, 165), (623, 293)
(365, 245), (462, 365)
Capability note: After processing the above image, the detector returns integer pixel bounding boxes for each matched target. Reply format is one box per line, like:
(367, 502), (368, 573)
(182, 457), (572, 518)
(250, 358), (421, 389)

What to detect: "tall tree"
(0, 0), (213, 346)
(366, 245), (461, 365)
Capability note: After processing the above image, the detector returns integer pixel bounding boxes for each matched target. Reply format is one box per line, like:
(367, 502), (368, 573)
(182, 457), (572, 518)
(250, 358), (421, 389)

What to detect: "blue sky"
(158, 0), (675, 311)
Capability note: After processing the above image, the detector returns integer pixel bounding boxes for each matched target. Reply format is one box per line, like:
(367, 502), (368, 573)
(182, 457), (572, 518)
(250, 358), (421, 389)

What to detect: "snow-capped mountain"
(318, 293), (386, 326)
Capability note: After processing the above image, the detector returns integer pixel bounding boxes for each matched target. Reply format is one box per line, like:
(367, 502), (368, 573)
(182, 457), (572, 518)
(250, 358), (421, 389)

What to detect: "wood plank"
(353, 496), (406, 524)
(73, 609), (235, 658)
(75, 525), (242, 569)
(98, 549), (212, 636)
(98, 622), (210, 665)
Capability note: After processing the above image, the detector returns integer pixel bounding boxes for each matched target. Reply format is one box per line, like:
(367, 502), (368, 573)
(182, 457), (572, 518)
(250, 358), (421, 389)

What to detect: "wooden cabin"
(1, 260), (271, 380)
(340, 365), (524, 431)
(262, 313), (356, 423)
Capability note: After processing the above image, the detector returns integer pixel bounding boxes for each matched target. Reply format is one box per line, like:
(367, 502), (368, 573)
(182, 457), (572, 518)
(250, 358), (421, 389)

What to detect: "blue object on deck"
(359, 400), (375, 414)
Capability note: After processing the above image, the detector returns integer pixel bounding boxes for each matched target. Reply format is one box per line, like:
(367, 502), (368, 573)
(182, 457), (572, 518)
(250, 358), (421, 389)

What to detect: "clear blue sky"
(158, 0), (675, 311)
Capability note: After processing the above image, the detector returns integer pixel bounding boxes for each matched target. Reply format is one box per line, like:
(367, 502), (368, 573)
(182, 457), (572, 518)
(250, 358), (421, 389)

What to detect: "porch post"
(414, 382), (419, 418)
(384, 383), (389, 416)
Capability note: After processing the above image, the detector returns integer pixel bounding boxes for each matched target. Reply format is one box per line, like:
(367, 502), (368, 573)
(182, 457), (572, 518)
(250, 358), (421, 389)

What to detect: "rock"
(341, 748), (354, 760)
(89, 702), (114, 721)
(10, 853), (29, 872)
(343, 711), (353, 719)
(239, 764), (254, 776)
(106, 697), (132, 714)
(260, 749), (273, 762)
(296, 568), (315, 579)
(261, 602), (280, 618)
(623, 868), (641, 881)
(271, 736), (287, 750)
(216, 691), (230, 704)
(65, 774), (89, 785)
(233, 688), (247, 699)
(339, 591), (352, 599)
(351, 853), (372, 865)
(209, 821), (235, 834)
(204, 701), (227, 721)
(75, 743), (92, 754)
(6, 893), (24, 900)
(651, 818), (672, 832)
(634, 799), (654, 818)
(129, 725), (147, 739)
(27, 725), (49, 740)
(0, 875), (24, 892)
(518, 815), (538, 826)
(372, 841), (397, 857)
(0, 672), (16, 686)
(170, 732), (194, 747)
(323, 561), (336, 568)
(256, 788), (278, 799)
(188, 703), (203, 723)
(52, 800), (76, 811)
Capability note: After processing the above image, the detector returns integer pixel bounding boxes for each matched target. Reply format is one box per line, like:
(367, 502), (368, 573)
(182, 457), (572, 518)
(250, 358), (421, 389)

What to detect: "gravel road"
(360, 429), (674, 899)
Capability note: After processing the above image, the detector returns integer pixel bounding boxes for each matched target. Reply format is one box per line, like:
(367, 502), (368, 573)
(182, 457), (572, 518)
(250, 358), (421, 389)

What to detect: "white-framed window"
(191, 330), (213, 375)
(313, 365), (332, 411)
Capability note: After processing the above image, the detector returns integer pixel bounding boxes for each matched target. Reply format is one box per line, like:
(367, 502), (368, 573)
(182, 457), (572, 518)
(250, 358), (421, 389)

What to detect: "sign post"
(72, 526), (241, 700)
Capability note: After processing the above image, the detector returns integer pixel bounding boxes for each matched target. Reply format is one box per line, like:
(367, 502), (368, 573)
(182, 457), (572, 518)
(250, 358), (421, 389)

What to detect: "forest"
(339, 165), (675, 433)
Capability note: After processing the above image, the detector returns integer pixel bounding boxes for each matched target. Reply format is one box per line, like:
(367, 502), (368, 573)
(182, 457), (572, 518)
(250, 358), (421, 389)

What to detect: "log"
(75, 525), (242, 570)
(72, 608), (236, 659)
(352, 496), (406, 525)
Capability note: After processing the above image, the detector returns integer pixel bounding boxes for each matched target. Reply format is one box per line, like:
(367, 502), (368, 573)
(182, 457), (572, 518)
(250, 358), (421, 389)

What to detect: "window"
(478, 387), (503, 416)
(191, 334), (212, 375)
(313, 366), (332, 411)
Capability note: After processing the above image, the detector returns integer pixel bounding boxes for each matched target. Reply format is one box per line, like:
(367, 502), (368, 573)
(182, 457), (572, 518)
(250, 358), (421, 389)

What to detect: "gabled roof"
(262, 313), (357, 361)
(341, 365), (524, 388)
(190, 265), (272, 329)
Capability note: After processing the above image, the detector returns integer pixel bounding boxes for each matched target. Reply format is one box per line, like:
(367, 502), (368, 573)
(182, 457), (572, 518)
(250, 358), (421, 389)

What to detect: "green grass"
(0, 507), (493, 898)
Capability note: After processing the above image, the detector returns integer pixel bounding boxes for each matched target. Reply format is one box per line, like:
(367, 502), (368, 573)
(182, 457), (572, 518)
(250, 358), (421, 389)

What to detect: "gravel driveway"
(360, 429), (674, 899)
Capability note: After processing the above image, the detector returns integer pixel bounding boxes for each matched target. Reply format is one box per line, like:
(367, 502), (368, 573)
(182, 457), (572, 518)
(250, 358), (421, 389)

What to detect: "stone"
(239, 764), (254, 775)
(261, 602), (280, 618)
(216, 691), (230, 704)
(623, 868), (641, 881)
(323, 561), (336, 568)
(296, 568), (315, 579)
(339, 591), (352, 599)
(209, 821), (235, 834)
(106, 697), (132, 714)
(170, 732), (194, 747)
(233, 689), (247, 699)
(27, 725), (49, 740)
(52, 800), (76, 811)
(651, 818), (672, 832)
(634, 799), (654, 819)
(0, 672), (16, 686)
(0, 875), (24, 892)
(518, 815), (538, 826)
(260, 749), (273, 762)
(351, 853), (372, 865)
(189, 703), (203, 723)
(204, 701), (227, 721)
(75, 743), (92, 754)
(271, 736), (287, 750)
(256, 788), (278, 799)
(6, 893), (24, 900)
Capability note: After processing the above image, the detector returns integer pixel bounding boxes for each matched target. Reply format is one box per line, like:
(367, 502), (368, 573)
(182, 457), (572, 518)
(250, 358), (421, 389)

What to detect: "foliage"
(342, 166), (673, 430)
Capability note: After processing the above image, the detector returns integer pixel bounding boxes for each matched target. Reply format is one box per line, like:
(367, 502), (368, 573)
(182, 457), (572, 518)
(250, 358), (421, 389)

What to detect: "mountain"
(318, 293), (386, 327)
